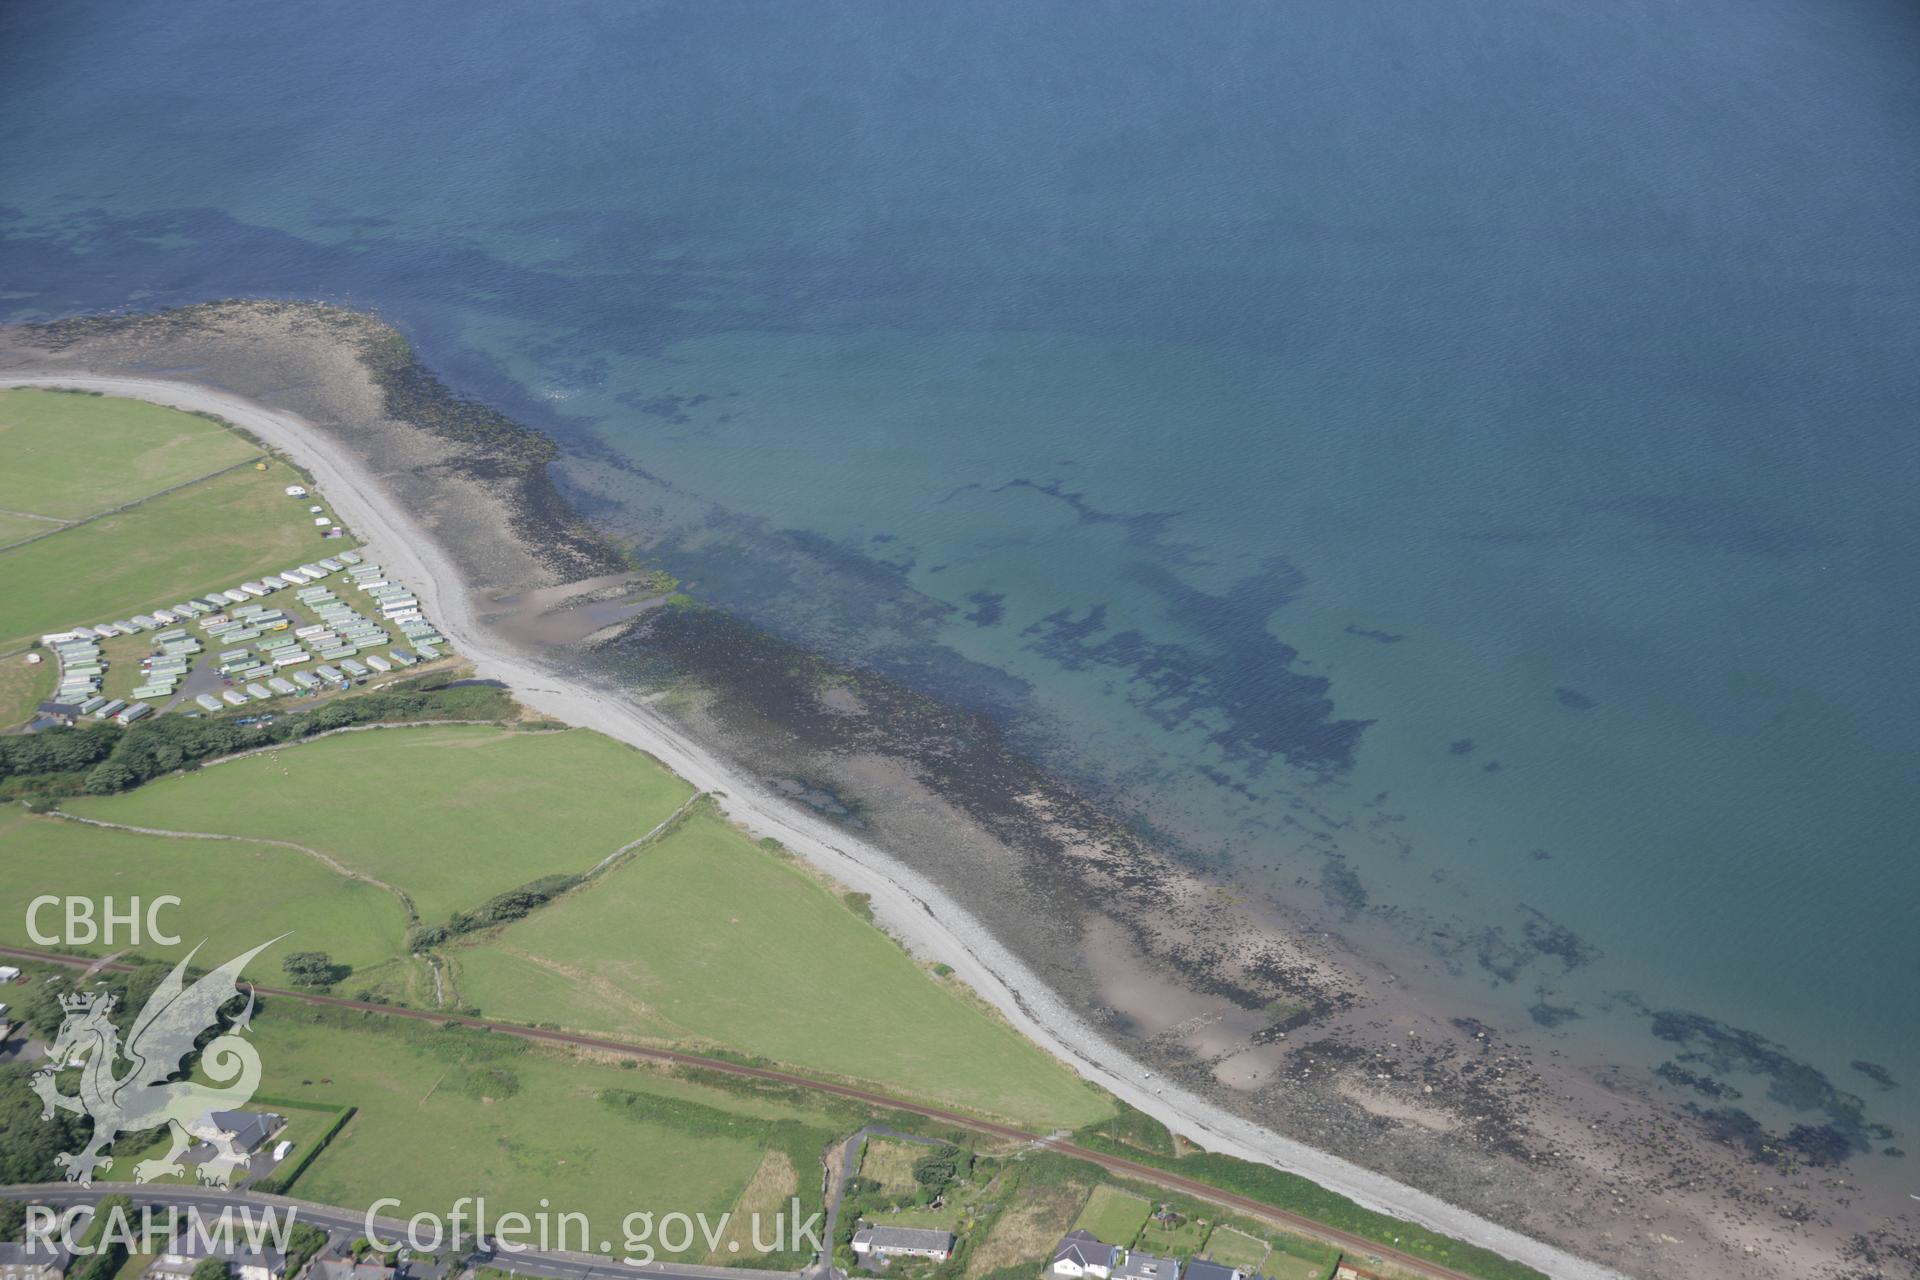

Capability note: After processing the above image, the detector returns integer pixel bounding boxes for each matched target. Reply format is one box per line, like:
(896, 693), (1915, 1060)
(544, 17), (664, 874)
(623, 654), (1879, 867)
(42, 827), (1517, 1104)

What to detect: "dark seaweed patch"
(1553, 687), (1595, 710)
(1318, 854), (1369, 917)
(964, 591), (1005, 628)
(1520, 905), (1600, 970)
(1655, 1061), (1742, 1100)
(1651, 1008), (1889, 1165)
(1448, 738), (1475, 755)
(1344, 624), (1405, 644)
(1851, 1060), (1900, 1090)
(1527, 1002), (1581, 1028)
(1021, 558), (1370, 774)
(615, 390), (713, 423)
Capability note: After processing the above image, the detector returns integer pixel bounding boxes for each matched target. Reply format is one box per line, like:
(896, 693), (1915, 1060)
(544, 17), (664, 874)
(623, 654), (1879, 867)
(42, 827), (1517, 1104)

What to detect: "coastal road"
(9, 945), (1493, 1280)
(0, 1183), (802, 1280)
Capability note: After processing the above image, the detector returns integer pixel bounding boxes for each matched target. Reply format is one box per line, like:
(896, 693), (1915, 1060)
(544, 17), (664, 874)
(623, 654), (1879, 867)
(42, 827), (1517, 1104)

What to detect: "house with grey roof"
(312, 1263), (396, 1280)
(1050, 1230), (1117, 1279)
(1182, 1260), (1242, 1280)
(197, 1109), (287, 1155)
(1112, 1251), (1180, 1280)
(851, 1226), (955, 1263)
(0, 1240), (73, 1280)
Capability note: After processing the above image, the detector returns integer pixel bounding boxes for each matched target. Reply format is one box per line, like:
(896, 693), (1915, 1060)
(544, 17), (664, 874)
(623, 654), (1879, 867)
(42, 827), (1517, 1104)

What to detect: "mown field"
(0, 650), (54, 731)
(0, 389), (259, 519)
(0, 389), (355, 651)
(452, 805), (1112, 1129)
(64, 724), (694, 925)
(1074, 1183), (1152, 1245)
(0, 805), (412, 976)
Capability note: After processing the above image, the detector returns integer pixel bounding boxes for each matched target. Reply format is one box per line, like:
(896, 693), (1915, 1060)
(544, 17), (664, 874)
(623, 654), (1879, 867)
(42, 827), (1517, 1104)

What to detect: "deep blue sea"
(4, 0), (1916, 1183)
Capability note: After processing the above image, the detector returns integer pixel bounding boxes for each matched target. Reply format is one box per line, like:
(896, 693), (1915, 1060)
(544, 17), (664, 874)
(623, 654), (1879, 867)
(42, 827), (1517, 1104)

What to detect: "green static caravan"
(195, 694), (224, 713)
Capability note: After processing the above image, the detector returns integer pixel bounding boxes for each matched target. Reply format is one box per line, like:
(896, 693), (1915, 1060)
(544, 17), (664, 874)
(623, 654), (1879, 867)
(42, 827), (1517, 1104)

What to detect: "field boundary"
(0, 453), (269, 554)
(43, 808), (420, 921)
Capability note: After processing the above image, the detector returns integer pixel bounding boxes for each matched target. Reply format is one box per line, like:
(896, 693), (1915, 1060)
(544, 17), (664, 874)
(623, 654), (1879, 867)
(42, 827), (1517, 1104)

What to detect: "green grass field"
(0, 510), (61, 547)
(0, 389), (357, 650)
(1072, 1184), (1152, 1247)
(0, 650), (55, 729)
(0, 389), (259, 520)
(204, 1008), (796, 1256)
(0, 466), (347, 651)
(45, 716), (1106, 1138)
(64, 724), (694, 925)
(1198, 1225), (1271, 1270)
(453, 806), (1111, 1129)
(0, 806), (411, 976)
(1136, 1211), (1211, 1258)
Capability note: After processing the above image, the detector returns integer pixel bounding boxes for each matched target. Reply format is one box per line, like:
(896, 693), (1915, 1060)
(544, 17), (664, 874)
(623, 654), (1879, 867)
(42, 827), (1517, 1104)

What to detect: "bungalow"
(190, 1109), (286, 1158)
(35, 702), (82, 727)
(311, 1265), (394, 1280)
(1112, 1253), (1180, 1280)
(1050, 1231), (1117, 1279)
(851, 1227), (955, 1263)
(0, 1239), (73, 1280)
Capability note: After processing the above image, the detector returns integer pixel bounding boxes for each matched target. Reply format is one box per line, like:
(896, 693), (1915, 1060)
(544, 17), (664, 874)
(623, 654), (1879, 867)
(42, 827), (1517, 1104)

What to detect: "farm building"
(851, 1227), (956, 1263)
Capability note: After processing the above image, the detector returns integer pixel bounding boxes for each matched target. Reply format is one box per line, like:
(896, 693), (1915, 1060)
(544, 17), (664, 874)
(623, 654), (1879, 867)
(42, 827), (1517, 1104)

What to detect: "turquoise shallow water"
(3, 0), (1916, 1182)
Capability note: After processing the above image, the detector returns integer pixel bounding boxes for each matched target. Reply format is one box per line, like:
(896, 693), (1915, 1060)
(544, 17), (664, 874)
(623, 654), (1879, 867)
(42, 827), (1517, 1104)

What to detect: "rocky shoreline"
(3, 299), (1912, 1280)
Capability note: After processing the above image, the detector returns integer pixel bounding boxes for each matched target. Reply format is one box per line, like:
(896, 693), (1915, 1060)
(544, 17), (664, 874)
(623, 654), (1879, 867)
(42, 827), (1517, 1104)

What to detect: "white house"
(146, 1238), (284, 1280)
(1112, 1253), (1180, 1280)
(851, 1227), (955, 1263)
(1051, 1231), (1117, 1279)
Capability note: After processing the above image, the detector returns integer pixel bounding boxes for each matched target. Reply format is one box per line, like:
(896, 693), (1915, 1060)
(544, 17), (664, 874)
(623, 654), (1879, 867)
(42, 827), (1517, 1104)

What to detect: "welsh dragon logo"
(33, 938), (282, 1186)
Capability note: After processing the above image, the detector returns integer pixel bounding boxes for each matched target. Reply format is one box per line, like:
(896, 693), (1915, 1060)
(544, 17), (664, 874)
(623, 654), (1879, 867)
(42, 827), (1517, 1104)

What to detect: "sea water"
(4, 0), (1916, 1183)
